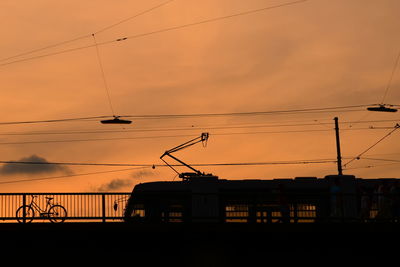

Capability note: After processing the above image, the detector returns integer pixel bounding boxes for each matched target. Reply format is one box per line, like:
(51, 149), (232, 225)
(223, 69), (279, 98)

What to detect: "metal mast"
(334, 117), (343, 175)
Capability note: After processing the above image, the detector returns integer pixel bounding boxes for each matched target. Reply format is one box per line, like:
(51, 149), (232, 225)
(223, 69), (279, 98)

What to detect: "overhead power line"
(0, 34), (91, 64)
(361, 157), (400, 163)
(121, 0), (309, 41)
(0, 118), (398, 136)
(0, 104), (374, 126)
(0, 159), (335, 185)
(2, 156), (396, 171)
(121, 105), (369, 119)
(0, 128), (388, 146)
(0, 134), (198, 145)
(0, 126), (395, 146)
(93, 0), (176, 35)
(329, 162), (400, 171)
(381, 47), (400, 104)
(0, 0), (176, 63)
(0, 0), (308, 68)
(343, 124), (400, 168)
(5, 156), (400, 185)
(92, 34), (116, 116)
(0, 166), (150, 185)
(0, 123), (329, 136)
(0, 116), (109, 126)
(0, 158), (336, 168)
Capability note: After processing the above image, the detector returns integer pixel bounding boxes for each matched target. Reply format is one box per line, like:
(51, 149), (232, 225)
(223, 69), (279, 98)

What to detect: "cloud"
(97, 178), (133, 192)
(97, 169), (155, 191)
(0, 154), (72, 176)
(130, 169), (154, 179)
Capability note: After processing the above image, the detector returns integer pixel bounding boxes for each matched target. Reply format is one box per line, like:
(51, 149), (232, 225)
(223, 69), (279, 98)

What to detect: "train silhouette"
(123, 173), (400, 223)
(123, 133), (400, 223)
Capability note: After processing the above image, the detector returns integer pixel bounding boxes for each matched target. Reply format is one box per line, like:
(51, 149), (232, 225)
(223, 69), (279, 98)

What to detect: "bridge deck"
(1, 222), (398, 264)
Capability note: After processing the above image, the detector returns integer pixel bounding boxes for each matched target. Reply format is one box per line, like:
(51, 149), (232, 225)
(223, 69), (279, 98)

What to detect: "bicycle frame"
(28, 196), (54, 216)
(16, 195), (67, 223)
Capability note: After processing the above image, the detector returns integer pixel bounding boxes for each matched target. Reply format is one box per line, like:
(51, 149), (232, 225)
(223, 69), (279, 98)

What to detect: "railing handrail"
(1, 191), (399, 224)
(0, 192), (130, 195)
(0, 192), (131, 223)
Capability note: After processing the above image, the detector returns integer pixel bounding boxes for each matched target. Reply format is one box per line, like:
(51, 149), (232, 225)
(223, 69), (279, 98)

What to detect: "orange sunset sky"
(0, 0), (399, 192)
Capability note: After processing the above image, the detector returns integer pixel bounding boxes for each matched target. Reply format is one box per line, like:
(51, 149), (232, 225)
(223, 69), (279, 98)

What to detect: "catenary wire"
(0, 123), (334, 135)
(0, 159), (337, 168)
(122, 0), (309, 41)
(0, 104), (375, 126)
(0, 0), (308, 68)
(361, 157), (400, 163)
(381, 47), (400, 104)
(0, 126), (396, 146)
(93, 0), (176, 35)
(0, 115), (110, 126)
(0, 127), (390, 146)
(92, 34), (116, 116)
(343, 124), (400, 168)
(121, 105), (369, 119)
(5, 156), (400, 185)
(0, 0), (176, 63)
(0, 166), (150, 185)
(0, 160), (336, 185)
(3, 159), (399, 184)
(1, 119), (398, 136)
(344, 162), (400, 171)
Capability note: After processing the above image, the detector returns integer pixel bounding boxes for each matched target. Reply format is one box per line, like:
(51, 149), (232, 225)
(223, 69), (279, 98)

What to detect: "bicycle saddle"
(45, 197), (54, 200)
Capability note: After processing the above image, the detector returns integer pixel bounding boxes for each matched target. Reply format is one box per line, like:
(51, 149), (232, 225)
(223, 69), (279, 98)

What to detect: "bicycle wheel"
(16, 205), (35, 223)
(48, 205), (67, 223)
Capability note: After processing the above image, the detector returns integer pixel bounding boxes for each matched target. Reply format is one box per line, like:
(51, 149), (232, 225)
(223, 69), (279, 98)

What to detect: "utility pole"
(334, 117), (343, 175)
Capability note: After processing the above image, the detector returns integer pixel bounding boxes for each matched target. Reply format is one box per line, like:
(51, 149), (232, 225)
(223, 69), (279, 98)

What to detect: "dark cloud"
(130, 169), (154, 179)
(0, 154), (72, 176)
(97, 178), (133, 192)
(97, 169), (155, 192)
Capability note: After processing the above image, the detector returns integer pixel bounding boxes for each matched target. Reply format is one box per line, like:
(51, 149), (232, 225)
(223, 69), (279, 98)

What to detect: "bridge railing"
(0, 193), (130, 223)
(1, 192), (398, 223)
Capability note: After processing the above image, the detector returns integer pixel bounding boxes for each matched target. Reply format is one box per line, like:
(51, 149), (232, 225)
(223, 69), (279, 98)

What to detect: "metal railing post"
(22, 194), (26, 224)
(102, 194), (106, 223)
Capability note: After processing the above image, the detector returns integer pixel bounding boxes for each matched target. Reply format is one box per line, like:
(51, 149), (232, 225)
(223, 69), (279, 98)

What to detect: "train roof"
(132, 174), (400, 193)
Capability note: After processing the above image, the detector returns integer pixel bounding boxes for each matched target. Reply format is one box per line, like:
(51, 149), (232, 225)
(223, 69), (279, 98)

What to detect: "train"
(123, 173), (400, 223)
(123, 132), (400, 223)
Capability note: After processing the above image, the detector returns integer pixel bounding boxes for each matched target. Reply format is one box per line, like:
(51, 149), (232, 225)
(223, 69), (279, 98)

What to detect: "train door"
(190, 177), (219, 222)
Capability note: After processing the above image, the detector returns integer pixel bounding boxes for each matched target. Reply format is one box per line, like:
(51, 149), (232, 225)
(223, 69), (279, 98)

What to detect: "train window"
(256, 211), (268, 223)
(168, 211), (183, 222)
(255, 204), (285, 223)
(368, 201), (379, 219)
(296, 204), (316, 222)
(132, 204), (145, 217)
(225, 204), (249, 223)
(161, 204), (184, 222)
(271, 211), (282, 223)
(256, 211), (282, 223)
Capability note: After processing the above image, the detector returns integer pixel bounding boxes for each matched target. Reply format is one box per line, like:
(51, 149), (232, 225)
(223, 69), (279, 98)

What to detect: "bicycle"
(16, 195), (67, 223)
